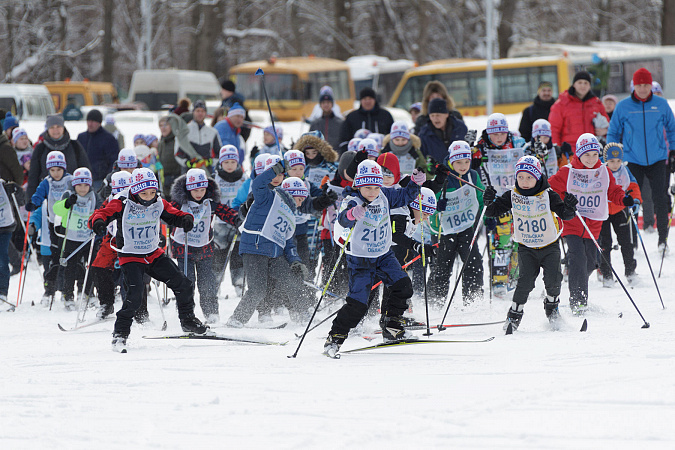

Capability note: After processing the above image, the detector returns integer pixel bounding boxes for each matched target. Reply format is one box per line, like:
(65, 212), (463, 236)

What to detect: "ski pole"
(438, 206), (486, 331)
(575, 211), (650, 328)
(289, 222), (356, 358)
(446, 171), (485, 192)
(216, 233), (238, 298)
(1, 295), (15, 311)
(60, 235), (94, 266)
(417, 193), (432, 337)
(152, 280), (168, 331)
(74, 237), (97, 326)
(183, 239), (188, 277)
(630, 214), (665, 309)
(255, 68), (282, 153)
(658, 196), (675, 278)
(16, 213), (29, 307)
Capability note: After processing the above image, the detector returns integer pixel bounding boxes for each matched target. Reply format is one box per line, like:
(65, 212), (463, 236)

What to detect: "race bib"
(66, 198), (95, 242)
(611, 165), (630, 190)
(258, 192), (296, 248)
(487, 148), (524, 195)
(333, 193), (392, 257)
(0, 184), (15, 228)
(511, 190), (561, 248)
(120, 198), (164, 254)
(439, 184), (479, 235)
(566, 166), (610, 220)
(172, 200), (212, 248)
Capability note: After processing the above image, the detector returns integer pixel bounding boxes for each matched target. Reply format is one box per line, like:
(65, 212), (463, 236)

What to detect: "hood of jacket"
(170, 174), (220, 205)
(293, 135), (338, 163)
(377, 152), (401, 184)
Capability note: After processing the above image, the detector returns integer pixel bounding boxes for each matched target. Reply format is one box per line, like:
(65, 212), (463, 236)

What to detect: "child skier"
(323, 160), (426, 357)
(549, 134), (630, 314)
(381, 121), (425, 177)
(0, 180), (24, 307)
(292, 132), (338, 187)
(25, 151), (73, 305)
(484, 156), (577, 330)
(523, 119), (563, 178)
(98, 148), (141, 199)
(358, 138), (380, 161)
(170, 168), (239, 324)
(89, 168), (208, 351)
(599, 143), (642, 286)
(260, 125), (286, 156)
(428, 141), (485, 306)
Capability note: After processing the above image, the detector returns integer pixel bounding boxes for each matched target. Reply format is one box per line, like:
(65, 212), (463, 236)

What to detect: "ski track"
(3, 118), (675, 448)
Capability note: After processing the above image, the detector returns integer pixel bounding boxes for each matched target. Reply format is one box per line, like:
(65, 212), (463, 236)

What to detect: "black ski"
(341, 337), (495, 354)
(142, 333), (288, 346)
(505, 323), (514, 335)
(247, 322), (287, 330)
(580, 319), (588, 332)
(58, 317), (114, 332)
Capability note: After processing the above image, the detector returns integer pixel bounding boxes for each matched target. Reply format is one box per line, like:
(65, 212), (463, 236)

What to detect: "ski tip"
(161, 321), (168, 331)
(505, 323), (513, 335)
(580, 319), (588, 332)
(57, 324), (67, 332)
(121, 349), (127, 353)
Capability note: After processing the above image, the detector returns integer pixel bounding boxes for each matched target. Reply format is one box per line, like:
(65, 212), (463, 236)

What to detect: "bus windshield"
(234, 73), (302, 102)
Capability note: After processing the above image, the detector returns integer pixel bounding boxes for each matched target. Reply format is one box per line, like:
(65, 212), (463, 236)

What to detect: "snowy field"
(3, 111), (675, 449)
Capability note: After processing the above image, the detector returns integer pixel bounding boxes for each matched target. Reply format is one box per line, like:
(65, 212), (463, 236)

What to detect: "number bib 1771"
(566, 166), (610, 220)
(440, 183), (479, 235)
(259, 192), (296, 248)
(487, 148), (524, 196)
(120, 198), (164, 254)
(511, 190), (561, 247)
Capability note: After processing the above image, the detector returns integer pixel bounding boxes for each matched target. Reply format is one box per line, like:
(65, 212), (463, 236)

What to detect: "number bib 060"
(172, 200), (212, 248)
(511, 190), (561, 248)
(486, 148), (524, 195)
(566, 166), (610, 220)
(259, 192), (296, 248)
(441, 183), (479, 235)
(120, 198), (164, 254)
(0, 184), (15, 228)
(334, 193), (392, 258)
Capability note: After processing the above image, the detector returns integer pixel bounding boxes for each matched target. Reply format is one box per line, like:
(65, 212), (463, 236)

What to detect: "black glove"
(25, 202), (37, 212)
(464, 129), (477, 146)
(354, 149), (369, 165)
(623, 194), (634, 207)
(485, 217), (498, 232)
(563, 192), (578, 211)
(313, 190), (338, 211)
(64, 193), (78, 209)
(181, 215), (194, 232)
(412, 241), (437, 258)
(483, 185), (497, 203)
(250, 145), (260, 161)
(290, 261), (310, 281)
(3, 182), (18, 195)
(158, 233), (167, 248)
(561, 142), (572, 158)
(271, 160), (285, 176)
(91, 219), (107, 236)
(437, 198), (448, 212)
(434, 163), (450, 177)
(534, 140), (549, 158)
(27, 223), (36, 237)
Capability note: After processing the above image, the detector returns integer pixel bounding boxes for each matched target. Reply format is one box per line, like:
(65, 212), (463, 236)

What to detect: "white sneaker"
(205, 313), (220, 324)
(225, 317), (244, 328)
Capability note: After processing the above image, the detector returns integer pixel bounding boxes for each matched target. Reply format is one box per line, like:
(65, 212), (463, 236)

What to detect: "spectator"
(549, 71), (608, 153)
(62, 96), (83, 121)
(0, 122), (23, 185)
(518, 81), (556, 142)
(179, 100), (221, 172)
(338, 87), (395, 153)
(211, 107), (226, 127)
(103, 115), (125, 150)
(3, 112), (19, 141)
(27, 114), (90, 198)
(309, 90), (344, 150)
(307, 85), (343, 122)
(173, 98), (192, 123)
(220, 79), (252, 142)
(418, 98), (468, 164)
(158, 115), (183, 199)
(602, 95), (618, 120)
(409, 102), (422, 133)
(415, 81), (463, 134)
(77, 109), (120, 190)
(214, 102), (246, 163)
(607, 68), (675, 250)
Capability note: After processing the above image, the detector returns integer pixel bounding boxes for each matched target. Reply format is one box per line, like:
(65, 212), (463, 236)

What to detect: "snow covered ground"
(3, 111), (675, 449)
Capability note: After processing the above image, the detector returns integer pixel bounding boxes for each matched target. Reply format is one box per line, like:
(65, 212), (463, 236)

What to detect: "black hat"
(192, 100), (207, 111)
(320, 93), (334, 103)
(359, 87), (377, 100)
(221, 80), (236, 92)
(428, 98), (449, 114)
(573, 71), (592, 84)
(86, 109), (103, 123)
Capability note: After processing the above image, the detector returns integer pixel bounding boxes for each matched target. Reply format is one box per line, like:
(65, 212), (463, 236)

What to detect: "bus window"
(354, 78), (374, 97)
(235, 73), (301, 102)
(307, 70), (350, 100)
(0, 98), (17, 115)
(135, 92), (178, 110)
(377, 71), (406, 105)
(69, 94), (85, 107)
(102, 93), (113, 103)
(51, 94), (61, 112)
(40, 96), (53, 116)
(394, 74), (432, 109)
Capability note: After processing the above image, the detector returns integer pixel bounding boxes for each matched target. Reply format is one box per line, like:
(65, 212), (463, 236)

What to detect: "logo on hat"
(136, 173), (144, 182)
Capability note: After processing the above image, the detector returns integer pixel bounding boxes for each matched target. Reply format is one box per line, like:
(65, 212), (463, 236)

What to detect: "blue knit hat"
(227, 102), (245, 118)
(515, 155), (542, 181)
(3, 112), (18, 131)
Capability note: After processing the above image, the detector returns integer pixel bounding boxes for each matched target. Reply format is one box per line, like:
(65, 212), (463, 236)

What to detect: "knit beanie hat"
(428, 98), (448, 115)
(264, 154), (282, 172)
(111, 171), (134, 194)
(573, 71), (592, 84)
(185, 168), (209, 191)
(531, 119), (552, 138)
(86, 109), (103, 123)
(11, 127), (27, 143)
(254, 153), (271, 175)
(46, 114), (64, 129)
(575, 133), (601, 159)
(632, 68), (653, 86)
(117, 148), (138, 169)
(218, 145), (240, 164)
(348, 138), (362, 153)
(46, 151), (67, 169)
(227, 103), (245, 118)
(284, 150), (306, 168)
(448, 141), (472, 164)
(72, 167), (93, 187)
(130, 168), (159, 194)
(354, 128), (370, 139)
(603, 143), (624, 162)
(359, 87), (376, 100)
(3, 112), (18, 131)
(353, 160), (383, 188)
(281, 177), (309, 199)
(264, 125), (283, 141)
(410, 187), (437, 215)
(486, 113), (509, 134)
(192, 100), (207, 111)
(358, 138), (379, 159)
(515, 155), (542, 181)
(390, 121), (410, 141)
(652, 81), (663, 95)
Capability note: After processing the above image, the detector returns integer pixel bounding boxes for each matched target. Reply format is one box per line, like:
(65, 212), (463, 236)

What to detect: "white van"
(127, 69), (221, 111)
(0, 84), (56, 120)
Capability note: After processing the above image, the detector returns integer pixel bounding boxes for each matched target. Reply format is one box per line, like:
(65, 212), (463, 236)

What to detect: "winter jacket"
(103, 123), (125, 150)
(606, 93), (675, 166)
(238, 166), (301, 263)
(293, 134), (339, 187)
(380, 133), (426, 175)
(77, 126), (120, 182)
(548, 156), (625, 239)
(0, 181), (24, 234)
(518, 96), (556, 142)
(418, 116), (469, 163)
(607, 165), (642, 216)
(309, 111), (344, 151)
(338, 103), (395, 153)
(185, 121), (221, 166)
(549, 88), (608, 148)
(213, 118), (244, 162)
(27, 130), (91, 198)
(157, 131), (182, 178)
(0, 133), (24, 184)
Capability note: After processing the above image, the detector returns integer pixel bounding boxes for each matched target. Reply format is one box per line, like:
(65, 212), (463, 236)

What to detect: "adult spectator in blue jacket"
(607, 68), (675, 249)
(220, 79), (252, 142)
(338, 87), (394, 154)
(418, 98), (468, 164)
(214, 103), (245, 163)
(77, 109), (119, 190)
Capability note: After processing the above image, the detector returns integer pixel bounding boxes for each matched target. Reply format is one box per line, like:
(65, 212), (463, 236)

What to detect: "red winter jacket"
(549, 89), (609, 149)
(548, 156), (625, 239)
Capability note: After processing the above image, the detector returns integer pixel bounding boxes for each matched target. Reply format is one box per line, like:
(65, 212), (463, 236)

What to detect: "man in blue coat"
(607, 68), (675, 249)
(418, 98), (468, 164)
(77, 109), (119, 190)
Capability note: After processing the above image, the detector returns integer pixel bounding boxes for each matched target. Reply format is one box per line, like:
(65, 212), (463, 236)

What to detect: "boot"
(111, 333), (128, 353)
(504, 302), (524, 331)
(64, 295), (76, 311)
(205, 313), (220, 325)
(180, 314), (209, 334)
(544, 296), (561, 328)
(380, 315), (417, 343)
(97, 303), (115, 320)
(323, 333), (346, 358)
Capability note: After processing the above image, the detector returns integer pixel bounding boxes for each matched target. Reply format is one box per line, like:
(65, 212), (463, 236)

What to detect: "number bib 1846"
(511, 190), (561, 247)
(487, 148), (524, 196)
(440, 184), (479, 235)
(566, 166), (610, 220)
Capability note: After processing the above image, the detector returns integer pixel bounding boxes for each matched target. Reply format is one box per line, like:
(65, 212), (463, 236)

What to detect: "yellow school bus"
(228, 56), (355, 121)
(389, 56), (573, 116)
(45, 80), (118, 112)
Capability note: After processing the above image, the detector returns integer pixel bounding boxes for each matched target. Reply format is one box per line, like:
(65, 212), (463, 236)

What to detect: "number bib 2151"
(440, 183), (479, 235)
(566, 166), (610, 220)
(511, 190), (561, 247)
(334, 193), (392, 258)
(487, 148), (524, 196)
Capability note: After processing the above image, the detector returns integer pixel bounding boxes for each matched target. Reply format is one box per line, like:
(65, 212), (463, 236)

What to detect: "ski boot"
(180, 314), (209, 334)
(323, 333), (346, 359)
(205, 313), (220, 325)
(381, 315), (417, 343)
(40, 294), (52, 307)
(544, 296), (561, 330)
(97, 303), (115, 319)
(64, 296), (76, 311)
(504, 302), (524, 332)
(570, 299), (588, 316)
(134, 310), (150, 325)
(111, 333), (128, 353)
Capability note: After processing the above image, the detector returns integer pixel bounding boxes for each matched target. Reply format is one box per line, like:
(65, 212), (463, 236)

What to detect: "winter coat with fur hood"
(293, 134), (339, 187)
(380, 133), (426, 176)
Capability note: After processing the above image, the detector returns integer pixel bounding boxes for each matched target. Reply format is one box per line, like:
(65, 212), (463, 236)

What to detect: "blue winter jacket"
(214, 119), (245, 163)
(418, 116), (468, 163)
(295, 179), (322, 236)
(607, 94), (675, 166)
(77, 127), (119, 182)
(238, 167), (301, 263)
(232, 168), (256, 211)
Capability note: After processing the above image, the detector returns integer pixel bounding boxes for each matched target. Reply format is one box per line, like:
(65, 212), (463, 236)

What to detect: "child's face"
(221, 160), (238, 173)
(489, 132), (508, 146)
(74, 184), (90, 196)
(14, 135), (29, 150)
(287, 165), (305, 178)
(517, 172), (537, 189)
(271, 173), (284, 186)
(304, 147), (318, 160)
(410, 110), (420, 122)
(607, 158), (623, 172)
(359, 185), (381, 202)
(49, 167), (64, 181)
(138, 189), (157, 201)
(263, 132), (275, 146)
(580, 151), (599, 168)
(190, 187), (206, 202)
(134, 138), (146, 146)
(392, 137), (409, 147)
(412, 208), (430, 225)
(383, 175), (395, 187)
(122, 167), (135, 174)
(293, 196), (304, 207)
(537, 136), (550, 145)
(452, 159), (470, 175)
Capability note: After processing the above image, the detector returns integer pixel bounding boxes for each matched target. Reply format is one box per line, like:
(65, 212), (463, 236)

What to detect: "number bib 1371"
(440, 183), (479, 235)
(511, 190), (561, 247)
(566, 166), (610, 220)
(120, 198), (164, 254)
(487, 148), (524, 196)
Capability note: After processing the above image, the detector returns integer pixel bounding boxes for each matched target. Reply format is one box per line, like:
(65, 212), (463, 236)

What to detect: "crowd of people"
(1, 67), (673, 355)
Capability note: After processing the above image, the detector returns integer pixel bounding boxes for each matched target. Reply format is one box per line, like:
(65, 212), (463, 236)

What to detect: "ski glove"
(313, 189), (338, 211)
(354, 149), (369, 166)
(411, 168), (426, 186)
(290, 261), (310, 281)
(437, 198), (448, 212)
(64, 194), (78, 209)
(25, 202), (37, 212)
(464, 129), (477, 146)
(91, 219), (107, 237)
(271, 160), (285, 176)
(563, 192), (578, 210)
(412, 242), (437, 258)
(347, 204), (366, 221)
(181, 215), (194, 232)
(3, 182), (18, 195)
(622, 194), (634, 207)
(485, 217), (498, 232)
(483, 185), (497, 203)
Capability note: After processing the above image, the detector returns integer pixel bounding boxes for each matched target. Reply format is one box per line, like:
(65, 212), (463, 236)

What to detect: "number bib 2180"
(566, 166), (610, 220)
(487, 148), (524, 195)
(511, 190), (561, 247)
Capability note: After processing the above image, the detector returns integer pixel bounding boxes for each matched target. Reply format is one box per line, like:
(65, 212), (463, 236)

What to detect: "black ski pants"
(599, 210), (636, 278)
(564, 235), (597, 307)
(628, 161), (669, 243)
(511, 241), (562, 306)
